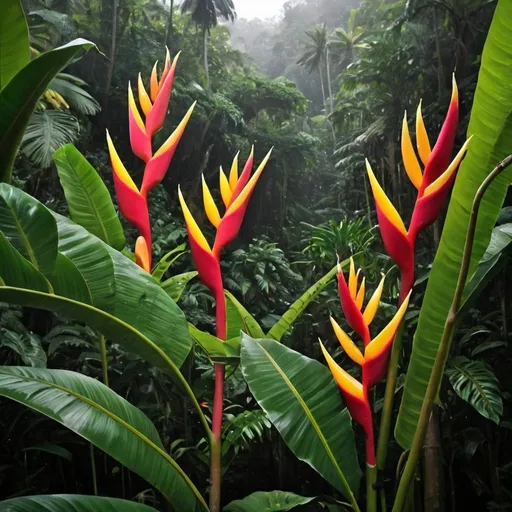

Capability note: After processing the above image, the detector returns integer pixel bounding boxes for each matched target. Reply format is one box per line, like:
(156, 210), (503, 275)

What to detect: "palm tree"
(181, 0), (236, 89)
(297, 24), (329, 111)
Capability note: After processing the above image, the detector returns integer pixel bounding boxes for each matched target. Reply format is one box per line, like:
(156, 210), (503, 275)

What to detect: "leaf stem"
(392, 154), (512, 512)
(366, 463), (378, 512)
(90, 443), (98, 495)
(99, 334), (109, 387)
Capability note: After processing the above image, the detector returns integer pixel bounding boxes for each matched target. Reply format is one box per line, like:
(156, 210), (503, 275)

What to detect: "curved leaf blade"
(396, 1), (512, 449)
(1, 0), (30, 89)
(161, 271), (198, 302)
(53, 144), (126, 250)
(240, 334), (361, 500)
(0, 495), (158, 511)
(224, 491), (315, 512)
(0, 367), (207, 511)
(0, 184), (58, 276)
(0, 38), (94, 182)
(225, 290), (265, 339)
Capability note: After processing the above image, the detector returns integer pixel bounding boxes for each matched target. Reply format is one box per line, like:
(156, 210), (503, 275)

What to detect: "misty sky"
(236, 0), (287, 20)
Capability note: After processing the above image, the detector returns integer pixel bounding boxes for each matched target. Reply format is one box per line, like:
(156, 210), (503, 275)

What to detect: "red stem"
(209, 290), (226, 512)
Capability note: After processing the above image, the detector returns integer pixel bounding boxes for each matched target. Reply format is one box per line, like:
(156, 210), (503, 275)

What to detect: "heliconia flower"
(320, 269), (411, 466)
(140, 102), (196, 198)
(178, 148), (272, 339)
(366, 76), (470, 300)
(135, 236), (151, 272)
(106, 131), (152, 264)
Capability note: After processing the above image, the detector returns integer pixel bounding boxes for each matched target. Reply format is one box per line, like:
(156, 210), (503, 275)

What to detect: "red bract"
(106, 48), (195, 271)
(321, 260), (410, 466)
(178, 148), (272, 340)
(366, 76), (470, 300)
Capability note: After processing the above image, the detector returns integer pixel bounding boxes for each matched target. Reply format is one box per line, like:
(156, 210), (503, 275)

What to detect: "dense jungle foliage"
(2, 0), (512, 511)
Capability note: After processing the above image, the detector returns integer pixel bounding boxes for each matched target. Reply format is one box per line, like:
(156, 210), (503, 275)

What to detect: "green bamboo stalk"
(392, 154), (512, 512)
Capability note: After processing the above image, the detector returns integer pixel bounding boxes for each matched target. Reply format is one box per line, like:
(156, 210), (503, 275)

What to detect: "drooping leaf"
(0, 184), (191, 370)
(0, 37), (94, 182)
(396, 1), (512, 449)
(240, 335), (361, 500)
(23, 442), (73, 461)
(49, 74), (101, 115)
(161, 271), (198, 302)
(0, 367), (207, 510)
(0, 329), (46, 367)
(189, 324), (240, 363)
(53, 144), (126, 250)
(21, 111), (80, 168)
(0, 183), (58, 276)
(0, 495), (158, 511)
(224, 491), (315, 512)
(266, 264), (340, 342)
(0, 0), (30, 89)
(447, 357), (503, 424)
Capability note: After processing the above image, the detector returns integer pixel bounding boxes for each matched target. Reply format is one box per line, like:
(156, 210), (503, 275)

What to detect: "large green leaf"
(240, 335), (361, 502)
(447, 357), (503, 424)
(266, 264), (340, 342)
(0, 38), (94, 182)
(0, 495), (158, 511)
(224, 491), (315, 512)
(0, 367), (207, 511)
(0, 184), (191, 370)
(225, 290), (265, 339)
(53, 144), (126, 251)
(395, 0), (512, 449)
(151, 244), (186, 281)
(0, 183), (58, 276)
(0, 0), (30, 90)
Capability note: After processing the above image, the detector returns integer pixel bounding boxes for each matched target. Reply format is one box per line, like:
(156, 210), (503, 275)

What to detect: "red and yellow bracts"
(366, 76), (470, 300)
(178, 148), (272, 340)
(320, 259), (410, 465)
(106, 48), (195, 272)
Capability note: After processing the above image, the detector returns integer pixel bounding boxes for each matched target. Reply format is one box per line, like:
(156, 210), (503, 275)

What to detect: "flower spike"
(415, 99), (431, 165)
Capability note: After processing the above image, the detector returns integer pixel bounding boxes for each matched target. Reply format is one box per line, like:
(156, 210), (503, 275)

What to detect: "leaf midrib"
(62, 153), (111, 244)
(254, 340), (355, 500)
(0, 370), (208, 510)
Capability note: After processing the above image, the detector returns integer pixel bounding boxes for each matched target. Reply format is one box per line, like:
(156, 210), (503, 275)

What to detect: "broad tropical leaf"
(53, 144), (126, 250)
(0, 37), (94, 182)
(21, 111), (80, 168)
(0, 367), (207, 511)
(447, 357), (503, 424)
(0, 329), (46, 367)
(161, 271), (198, 302)
(1, 0), (29, 89)
(224, 491), (315, 512)
(0, 495), (158, 511)
(240, 335), (361, 501)
(0, 185), (191, 370)
(396, 1), (512, 449)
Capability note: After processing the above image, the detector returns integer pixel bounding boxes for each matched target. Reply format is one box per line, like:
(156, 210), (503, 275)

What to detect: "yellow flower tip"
(178, 186), (212, 253)
(451, 73), (459, 104)
(319, 339), (364, 399)
(329, 317), (364, 365)
(201, 174), (221, 228)
(106, 132), (138, 193)
(348, 257), (357, 300)
(401, 109), (423, 190)
(424, 137), (471, 196)
(362, 272), (386, 326)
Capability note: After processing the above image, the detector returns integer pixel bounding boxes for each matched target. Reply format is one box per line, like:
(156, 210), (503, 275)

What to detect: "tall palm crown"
(181, 0), (236, 31)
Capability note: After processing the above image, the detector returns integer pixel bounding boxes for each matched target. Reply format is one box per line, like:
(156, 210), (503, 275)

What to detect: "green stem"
(392, 154), (512, 512)
(99, 334), (109, 387)
(367, 464), (378, 512)
(90, 443), (98, 495)
(376, 320), (405, 470)
(380, 489), (387, 512)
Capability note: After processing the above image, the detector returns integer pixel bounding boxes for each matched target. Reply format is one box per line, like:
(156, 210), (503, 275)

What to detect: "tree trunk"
(319, 65), (327, 113)
(165, 0), (175, 51)
(325, 45), (336, 144)
(102, 0), (118, 115)
(203, 26), (210, 89)
(433, 7), (444, 101)
(423, 405), (444, 512)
